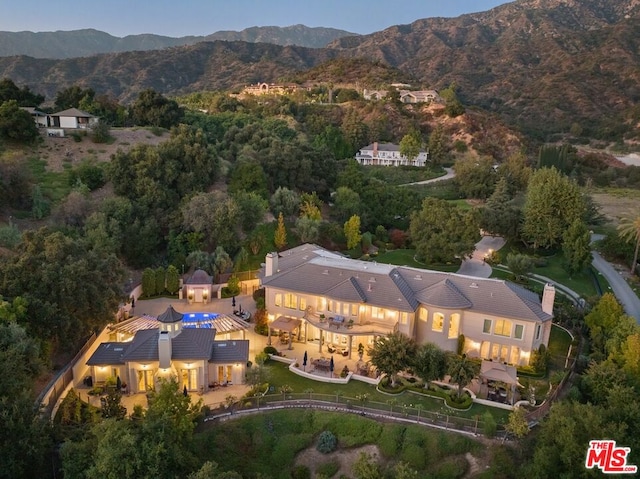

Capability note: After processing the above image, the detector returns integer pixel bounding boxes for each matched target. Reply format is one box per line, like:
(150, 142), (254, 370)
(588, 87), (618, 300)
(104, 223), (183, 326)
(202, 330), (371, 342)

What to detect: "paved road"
(456, 236), (506, 278)
(592, 251), (640, 321)
(402, 167), (455, 186)
(590, 234), (640, 321)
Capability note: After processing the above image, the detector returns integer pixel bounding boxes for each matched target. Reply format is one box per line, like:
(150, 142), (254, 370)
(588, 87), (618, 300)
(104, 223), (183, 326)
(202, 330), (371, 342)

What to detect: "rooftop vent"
(415, 274), (422, 280)
(323, 269), (329, 275)
(470, 282), (478, 288)
(369, 277), (376, 283)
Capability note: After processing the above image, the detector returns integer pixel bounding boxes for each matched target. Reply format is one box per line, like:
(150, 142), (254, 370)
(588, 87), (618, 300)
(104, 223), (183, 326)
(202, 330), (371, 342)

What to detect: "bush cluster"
(316, 430), (338, 454)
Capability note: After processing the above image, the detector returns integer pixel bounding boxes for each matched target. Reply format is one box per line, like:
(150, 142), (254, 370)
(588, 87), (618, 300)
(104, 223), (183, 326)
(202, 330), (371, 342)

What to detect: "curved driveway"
(457, 235), (506, 278)
(402, 167), (455, 186)
(591, 251), (640, 321)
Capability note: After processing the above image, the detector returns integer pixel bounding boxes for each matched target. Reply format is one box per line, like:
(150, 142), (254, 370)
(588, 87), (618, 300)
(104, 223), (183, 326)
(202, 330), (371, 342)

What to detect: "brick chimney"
(541, 283), (555, 315)
(373, 141), (378, 157)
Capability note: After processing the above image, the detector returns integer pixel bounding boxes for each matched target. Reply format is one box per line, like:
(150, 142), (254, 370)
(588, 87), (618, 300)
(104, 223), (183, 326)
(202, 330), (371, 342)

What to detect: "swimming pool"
(181, 312), (220, 329)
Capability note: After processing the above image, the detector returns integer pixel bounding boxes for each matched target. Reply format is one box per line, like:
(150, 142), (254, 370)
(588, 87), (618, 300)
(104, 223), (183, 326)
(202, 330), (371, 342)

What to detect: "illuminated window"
(299, 297), (307, 311)
(432, 313), (444, 332)
(419, 308), (428, 322)
(514, 324), (524, 340)
(494, 319), (512, 337)
(371, 307), (385, 320)
(275, 294), (282, 307)
(400, 312), (408, 325)
(483, 319), (492, 334)
(316, 298), (326, 312)
(284, 293), (296, 309)
(351, 304), (358, 316)
(448, 313), (460, 339)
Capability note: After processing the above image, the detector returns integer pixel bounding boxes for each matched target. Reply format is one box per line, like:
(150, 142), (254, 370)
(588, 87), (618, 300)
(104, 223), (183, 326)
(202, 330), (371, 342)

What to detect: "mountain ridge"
(0, 25), (357, 59)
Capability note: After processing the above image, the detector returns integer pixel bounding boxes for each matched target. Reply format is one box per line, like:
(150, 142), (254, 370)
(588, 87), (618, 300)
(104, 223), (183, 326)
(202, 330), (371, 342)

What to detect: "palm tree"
(447, 354), (479, 399)
(618, 212), (640, 276)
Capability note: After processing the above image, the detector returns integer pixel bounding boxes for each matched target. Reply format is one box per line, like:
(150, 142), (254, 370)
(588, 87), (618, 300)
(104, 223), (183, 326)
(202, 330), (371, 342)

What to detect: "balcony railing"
(304, 307), (395, 336)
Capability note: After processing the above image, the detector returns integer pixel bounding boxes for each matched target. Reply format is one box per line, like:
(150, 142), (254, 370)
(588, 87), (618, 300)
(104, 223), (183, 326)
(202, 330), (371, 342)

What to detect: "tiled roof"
(87, 342), (129, 365)
(157, 305), (184, 323)
(172, 329), (216, 360)
(415, 279), (473, 309)
(262, 245), (552, 322)
(185, 269), (213, 285)
(210, 340), (249, 363)
(50, 107), (95, 118)
(121, 329), (159, 362)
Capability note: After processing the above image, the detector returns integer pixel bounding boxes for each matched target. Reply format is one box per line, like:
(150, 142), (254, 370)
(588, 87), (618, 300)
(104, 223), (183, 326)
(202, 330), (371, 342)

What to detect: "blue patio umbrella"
(330, 355), (334, 377)
(303, 351), (308, 371)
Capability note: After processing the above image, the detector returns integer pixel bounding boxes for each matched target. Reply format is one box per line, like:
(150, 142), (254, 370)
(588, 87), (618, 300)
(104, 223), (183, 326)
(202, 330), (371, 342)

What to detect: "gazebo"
(269, 316), (302, 350)
(480, 360), (519, 405)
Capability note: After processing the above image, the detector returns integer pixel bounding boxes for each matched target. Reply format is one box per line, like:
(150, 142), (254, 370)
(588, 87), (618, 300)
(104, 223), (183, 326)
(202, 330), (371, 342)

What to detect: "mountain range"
(1, 0), (639, 140)
(0, 25), (356, 59)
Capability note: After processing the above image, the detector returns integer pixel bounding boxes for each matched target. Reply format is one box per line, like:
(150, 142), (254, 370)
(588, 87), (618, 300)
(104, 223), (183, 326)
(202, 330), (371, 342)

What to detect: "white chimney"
(265, 252), (279, 277)
(541, 283), (555, 315)
(158, 330), (171, 369)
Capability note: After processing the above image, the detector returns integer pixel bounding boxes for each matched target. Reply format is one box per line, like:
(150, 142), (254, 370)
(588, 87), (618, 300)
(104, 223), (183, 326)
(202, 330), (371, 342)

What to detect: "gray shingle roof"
(172, 328), (216, 360)
(210, 340), (249, 363)
(262, 245), (552, 322)
(185, 269), (213, 285)
(157, 305), (184, 323)
(121, 329), (159, 362)
(87, 342), (129, 365)
(50, 107), (95, 118)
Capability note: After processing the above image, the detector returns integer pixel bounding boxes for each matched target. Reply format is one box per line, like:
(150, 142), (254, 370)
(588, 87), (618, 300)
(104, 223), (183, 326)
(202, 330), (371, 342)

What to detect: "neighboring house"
(363, 88), (442, 104)
(242, 82), (300, 96)
(85, 305), (249, 393)
(19, 106), (49, 127)
(355, 142), (429, 167)
(49, 108), (98, 129)
(260, 245), (555, 366)
(184, 269), (214, 304)
(399, 90), (441, 104)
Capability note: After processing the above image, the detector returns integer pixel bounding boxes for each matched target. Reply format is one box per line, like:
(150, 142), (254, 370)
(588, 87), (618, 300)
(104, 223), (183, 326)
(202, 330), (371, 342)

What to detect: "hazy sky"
(0, 0), (512, 37)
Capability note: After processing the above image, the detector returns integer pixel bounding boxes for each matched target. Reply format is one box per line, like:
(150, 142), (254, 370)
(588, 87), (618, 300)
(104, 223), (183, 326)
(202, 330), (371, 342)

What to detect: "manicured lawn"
(532, 253), (599, 298)
(259, 361), (510, 423)
(547, 324), (574, 370)
(375, 249), (462, 272)
(364, 165), (446, 185)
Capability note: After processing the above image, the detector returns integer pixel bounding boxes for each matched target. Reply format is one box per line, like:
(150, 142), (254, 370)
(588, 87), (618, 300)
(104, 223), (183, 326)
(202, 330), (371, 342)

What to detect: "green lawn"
(258, 361), (510, 423)
(375, 249), (461, 272)
(364, 165), (446, 185)
(547, 324), (574, 370)
(26, 156), (72, 203)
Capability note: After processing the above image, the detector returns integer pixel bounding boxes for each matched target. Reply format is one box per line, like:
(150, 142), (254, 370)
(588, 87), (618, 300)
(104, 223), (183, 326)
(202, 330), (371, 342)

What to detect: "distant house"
(49, 108), (98, 129)
(355, 142), (429, 167)
(241, 82), (300, 96)
(399, 90), (441, 104)
(363, 88), (442, 104)
(85, 305), (249, 393)
(19, 107), (49, 127)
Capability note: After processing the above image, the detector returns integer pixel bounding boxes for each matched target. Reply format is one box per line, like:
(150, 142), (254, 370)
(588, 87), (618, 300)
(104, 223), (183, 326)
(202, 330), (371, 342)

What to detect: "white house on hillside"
(355, 142), (429, 167)
(49, 108), (98, 129)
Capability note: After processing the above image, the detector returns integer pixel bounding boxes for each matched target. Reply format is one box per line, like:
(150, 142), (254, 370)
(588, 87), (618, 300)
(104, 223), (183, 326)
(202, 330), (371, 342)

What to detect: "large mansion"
(355, 142), (429, 167)
(261, 245), (555, 367)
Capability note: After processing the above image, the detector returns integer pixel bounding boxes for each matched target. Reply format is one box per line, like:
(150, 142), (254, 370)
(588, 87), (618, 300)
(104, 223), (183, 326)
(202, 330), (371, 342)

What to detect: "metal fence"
(204, 392), (501, 438)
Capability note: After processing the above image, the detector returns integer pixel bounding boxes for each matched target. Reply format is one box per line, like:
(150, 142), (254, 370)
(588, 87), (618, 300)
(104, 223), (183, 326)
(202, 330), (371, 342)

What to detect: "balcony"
(303, 307), (395, 336)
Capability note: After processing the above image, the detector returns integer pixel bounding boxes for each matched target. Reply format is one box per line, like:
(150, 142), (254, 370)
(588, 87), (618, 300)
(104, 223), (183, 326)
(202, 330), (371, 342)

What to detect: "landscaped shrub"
(445, 391), (473, 410)
(482, 411), (497, 438)
(316, 430), (338, 454)
(264, 346), (278, 355)
(316, 460), (340, 477)
(290, 465), (311, 479)
(431, 455), (469, 479)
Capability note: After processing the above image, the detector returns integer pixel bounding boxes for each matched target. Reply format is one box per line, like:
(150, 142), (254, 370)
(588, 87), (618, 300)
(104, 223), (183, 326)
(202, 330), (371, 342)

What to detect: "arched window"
(432, 313), (444, 332)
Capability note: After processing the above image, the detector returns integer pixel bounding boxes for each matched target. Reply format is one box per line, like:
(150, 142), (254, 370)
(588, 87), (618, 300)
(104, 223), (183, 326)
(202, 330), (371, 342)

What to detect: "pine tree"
(274, 212), (287, 250)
